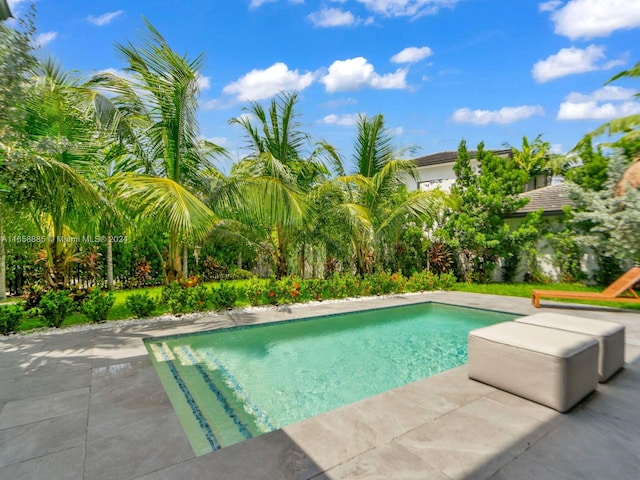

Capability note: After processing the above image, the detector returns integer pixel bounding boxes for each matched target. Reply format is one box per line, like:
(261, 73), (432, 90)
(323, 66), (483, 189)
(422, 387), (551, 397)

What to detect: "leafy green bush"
(326, 274), (362, 299)
(211, 282), (238, 310)
(82, 289), (115, 323)
(162, 282), (214, 314)
(125, 292), (157, 318)
(244, 277), (265, 306)
(185, 284), (212, 312)
(0, 303), (24, 335)
(405, 270), (438, 292)
(162, 282), (189, 314)
(300, 278), (324, 302)
(38, 290), (74, 328)
(227, 268), (254, 280)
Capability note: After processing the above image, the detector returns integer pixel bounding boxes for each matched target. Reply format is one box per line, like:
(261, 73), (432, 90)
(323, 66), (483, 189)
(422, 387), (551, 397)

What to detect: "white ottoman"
(515, 313), (625, 382)
(468, 322), (599, 412)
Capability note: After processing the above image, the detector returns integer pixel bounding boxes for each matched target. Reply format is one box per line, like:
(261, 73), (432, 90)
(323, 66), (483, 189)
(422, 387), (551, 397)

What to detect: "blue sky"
(8, 0), (640, 170)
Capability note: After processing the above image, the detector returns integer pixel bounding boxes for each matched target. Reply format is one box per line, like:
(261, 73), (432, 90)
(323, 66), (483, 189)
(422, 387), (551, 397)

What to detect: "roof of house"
(413, 148), (512, 168)
(510, 183), (572, 217)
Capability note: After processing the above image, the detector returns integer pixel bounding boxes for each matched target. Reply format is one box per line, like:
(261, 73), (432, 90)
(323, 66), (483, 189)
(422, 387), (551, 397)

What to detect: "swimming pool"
(144, 301), (516, 455)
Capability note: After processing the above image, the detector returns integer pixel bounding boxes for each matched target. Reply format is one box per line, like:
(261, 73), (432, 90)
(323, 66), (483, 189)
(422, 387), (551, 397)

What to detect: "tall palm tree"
(20, 58), (102, 289)
(228, 92), (326, 278)
(90, 19), (223, 283)
(0, 10), (37, 297)
(335, 114), (446, 276)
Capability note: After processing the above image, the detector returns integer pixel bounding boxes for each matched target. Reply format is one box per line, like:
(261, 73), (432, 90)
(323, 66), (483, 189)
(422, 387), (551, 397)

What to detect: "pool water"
(144, 302), (515, 455)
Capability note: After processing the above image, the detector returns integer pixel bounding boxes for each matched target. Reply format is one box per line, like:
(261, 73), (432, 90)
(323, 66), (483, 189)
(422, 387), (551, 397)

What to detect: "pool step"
(164, 344), (272, 450)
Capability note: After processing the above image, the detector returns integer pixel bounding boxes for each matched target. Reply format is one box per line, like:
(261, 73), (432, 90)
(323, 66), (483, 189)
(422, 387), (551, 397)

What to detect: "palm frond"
(108, 172), (217, 241)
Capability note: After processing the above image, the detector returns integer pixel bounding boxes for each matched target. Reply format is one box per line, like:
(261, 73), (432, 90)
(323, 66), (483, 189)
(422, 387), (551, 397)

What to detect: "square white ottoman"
(468, 322), (599, 412)
(515, 313), (625, 382)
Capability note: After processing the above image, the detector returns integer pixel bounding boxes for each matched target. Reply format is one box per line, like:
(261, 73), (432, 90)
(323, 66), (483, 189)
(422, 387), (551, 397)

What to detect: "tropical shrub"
(82, 289), (115, 323)
(327, 274), (362, 299)
(184, 284), (212, 312)
(244, 277), (266, 306)
(161, 282), (189, 314)
(273, 276), (302, 304)
(227, 268), (254, 280)
(210, 282), (238, 310)
(0, 303), (24, 335)
(38, 290), (73, 328)
(300, 278), (324, 302)
(125, 292), (157, 318)
(362, 271), (402, 295)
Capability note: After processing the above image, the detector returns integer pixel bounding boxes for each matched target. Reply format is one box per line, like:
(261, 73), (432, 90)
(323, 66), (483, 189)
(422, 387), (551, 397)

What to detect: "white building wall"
(406, 161), (480, 192)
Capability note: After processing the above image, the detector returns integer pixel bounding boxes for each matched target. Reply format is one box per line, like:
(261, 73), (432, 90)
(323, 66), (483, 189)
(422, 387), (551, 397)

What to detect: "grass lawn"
(452, 282), (640, 311)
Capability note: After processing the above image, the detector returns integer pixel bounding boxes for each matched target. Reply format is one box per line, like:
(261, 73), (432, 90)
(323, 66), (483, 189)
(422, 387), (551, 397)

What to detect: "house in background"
(407, 148), (552, 193)
(506, 183), (578, 281)
(407, 148), (575, 281)
(407, 148), (513, 192)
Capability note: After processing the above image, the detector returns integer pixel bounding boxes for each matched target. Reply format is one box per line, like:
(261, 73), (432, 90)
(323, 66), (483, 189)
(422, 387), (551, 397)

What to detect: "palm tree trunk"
(182, 243), (188, 280)
(0, 219), (6, 301)
(106, 234), (114, 291)
(165, 232), (181, 284)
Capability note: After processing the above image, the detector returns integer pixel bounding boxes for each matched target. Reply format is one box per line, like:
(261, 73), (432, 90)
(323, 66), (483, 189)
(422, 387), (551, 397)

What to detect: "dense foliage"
(1, 11), (639, 314)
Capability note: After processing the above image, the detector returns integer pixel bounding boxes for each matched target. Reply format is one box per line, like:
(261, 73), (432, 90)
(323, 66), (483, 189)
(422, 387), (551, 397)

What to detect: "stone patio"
(1, 292), (639, 479)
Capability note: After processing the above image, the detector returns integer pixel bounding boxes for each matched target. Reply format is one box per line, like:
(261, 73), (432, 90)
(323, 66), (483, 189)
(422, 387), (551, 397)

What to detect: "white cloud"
(308, 8), (356, 27)
(548, 0), (640, 39)
(391, 46), (433, 64)
(87, 11), (123, 26)
(557, 101), (640, 120)
(250, 0), (303, 8)
(35, 31), (57, 48)
(452, 105), (544, 125)
(557, 86), (640, 120)
(538, 1), (561, 12)
(223, 62), (315, 101)
(321, 57), (407, 92)
(356, 0), (460, 18)
(566, 85), (637, 103)
(197, 75), (211, 91)
(532, 45), (610, 83)
(320, 113), (361, 126)
(249, 0), (276, 8)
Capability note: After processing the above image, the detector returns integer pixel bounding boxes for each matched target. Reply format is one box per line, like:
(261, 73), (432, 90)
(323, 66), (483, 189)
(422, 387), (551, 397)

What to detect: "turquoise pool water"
(145, 302), (516, 455)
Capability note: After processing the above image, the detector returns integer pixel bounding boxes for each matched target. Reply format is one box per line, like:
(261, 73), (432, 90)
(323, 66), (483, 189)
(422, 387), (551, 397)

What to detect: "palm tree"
(508, 135), (567, 189)
(335, 114), (446, 276)
(228, 92), (326, 278)
(20, 58), (102, 289)
(575, 61), (640, 150)
(0, 11), (37, 298)
(0, 0), (12, 21)
(90, 19), (223, 283)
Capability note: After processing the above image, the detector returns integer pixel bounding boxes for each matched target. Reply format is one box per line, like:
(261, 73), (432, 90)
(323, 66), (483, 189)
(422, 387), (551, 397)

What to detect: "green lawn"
(452, 282), (640, 311)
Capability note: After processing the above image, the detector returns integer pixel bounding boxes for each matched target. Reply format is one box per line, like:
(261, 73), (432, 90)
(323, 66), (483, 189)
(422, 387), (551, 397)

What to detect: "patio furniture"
(515, 313), (624, 382)
(468, 322), (599, 412)
(531, 267), (640, 308)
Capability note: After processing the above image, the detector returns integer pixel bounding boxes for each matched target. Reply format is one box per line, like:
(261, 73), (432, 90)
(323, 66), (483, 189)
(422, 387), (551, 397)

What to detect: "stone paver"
(0, 292), (638, 479)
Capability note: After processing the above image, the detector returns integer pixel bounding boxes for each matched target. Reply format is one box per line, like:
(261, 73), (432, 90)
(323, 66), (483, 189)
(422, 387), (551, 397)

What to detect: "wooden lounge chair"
(532, 267), (640, 308)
